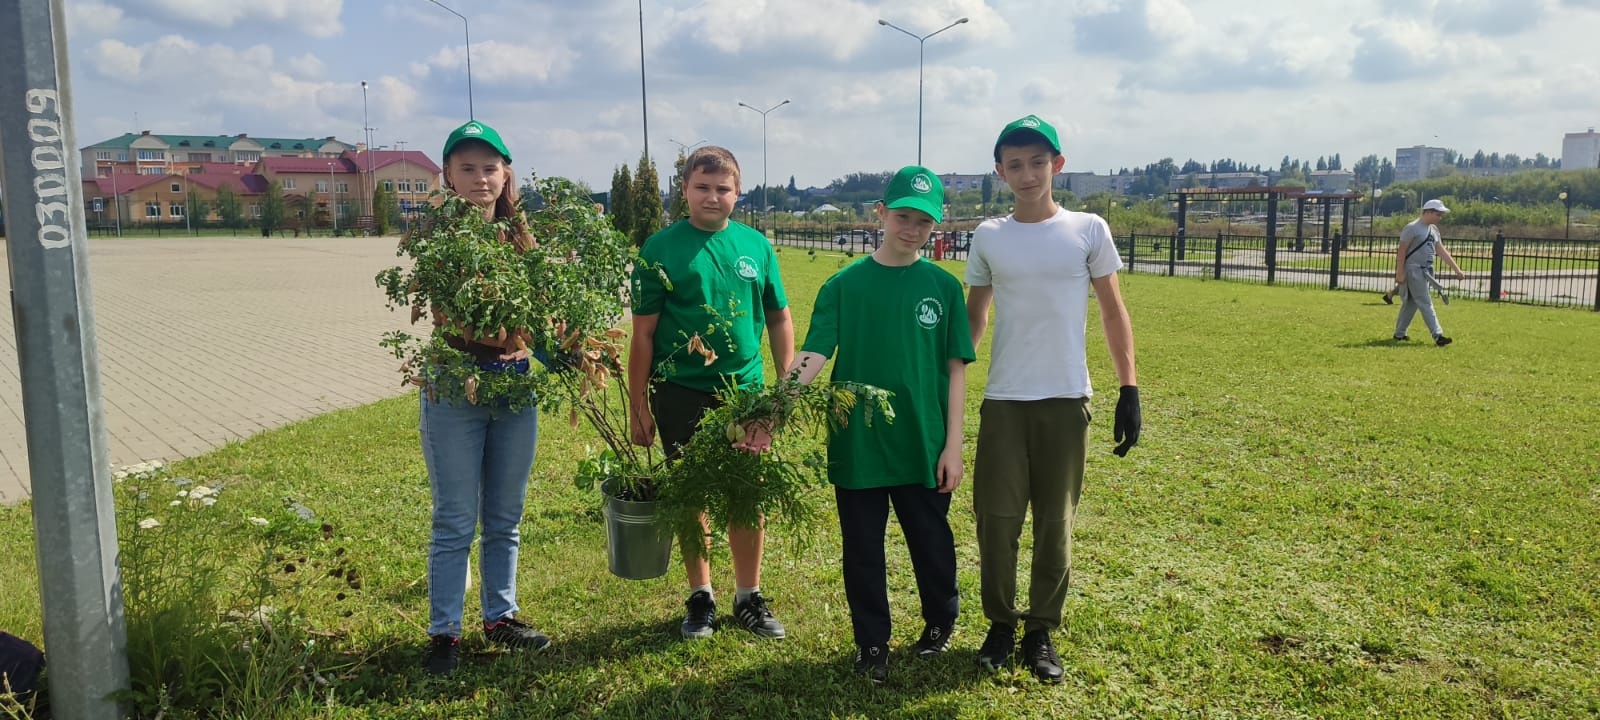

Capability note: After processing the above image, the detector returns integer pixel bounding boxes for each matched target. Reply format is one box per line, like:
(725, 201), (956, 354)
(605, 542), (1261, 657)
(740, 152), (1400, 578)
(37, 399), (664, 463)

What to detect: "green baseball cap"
(442, 120), (512, 164)
(883, 165), (944, 223)
(993, 114), (1061, 161)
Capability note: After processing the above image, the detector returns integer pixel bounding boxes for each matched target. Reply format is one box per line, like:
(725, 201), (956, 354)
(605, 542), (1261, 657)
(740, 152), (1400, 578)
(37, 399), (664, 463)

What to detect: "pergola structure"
(1168, 186), (1365, 255)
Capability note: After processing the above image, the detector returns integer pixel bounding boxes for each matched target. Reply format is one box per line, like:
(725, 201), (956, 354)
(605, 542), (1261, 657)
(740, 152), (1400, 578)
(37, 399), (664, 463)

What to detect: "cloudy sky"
(60, 0), (1600, 191)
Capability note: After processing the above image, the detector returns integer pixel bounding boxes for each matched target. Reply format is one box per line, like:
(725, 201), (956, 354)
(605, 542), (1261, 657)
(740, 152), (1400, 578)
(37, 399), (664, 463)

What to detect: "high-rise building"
(1561, 128), (1600, 171)
(1394, 145), (1450, 182)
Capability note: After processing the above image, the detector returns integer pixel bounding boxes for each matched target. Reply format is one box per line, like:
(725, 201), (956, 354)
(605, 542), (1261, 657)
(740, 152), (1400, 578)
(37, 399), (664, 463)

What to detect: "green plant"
(375, 178), (633, 413)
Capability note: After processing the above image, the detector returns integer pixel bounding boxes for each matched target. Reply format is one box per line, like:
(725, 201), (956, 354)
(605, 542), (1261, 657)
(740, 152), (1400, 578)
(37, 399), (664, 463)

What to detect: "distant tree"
(631, 153), (663, 247)
(260, 180), (285, 235)
(185, 188), (211, 227)
(787, 175), (798, 195)
(668, 150), (689, 221)
(1378, 158), (1396, 186)
(609, 164), (633, 239)
(1353, 154), (1380, 186)
(1330, 153), (1342, 170)
(1316, 156), (1328, 172)
(980, 174), (994, 211)
(215, 185), (242, 229)
(371, 182), (396, 235)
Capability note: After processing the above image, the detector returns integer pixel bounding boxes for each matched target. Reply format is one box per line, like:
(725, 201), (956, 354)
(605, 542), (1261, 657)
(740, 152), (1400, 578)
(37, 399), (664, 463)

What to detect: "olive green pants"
(973, 397), (1090, 634)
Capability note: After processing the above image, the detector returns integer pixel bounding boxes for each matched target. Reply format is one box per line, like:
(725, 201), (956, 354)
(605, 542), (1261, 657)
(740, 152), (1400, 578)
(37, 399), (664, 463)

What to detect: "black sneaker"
(733, 591), (786, 639)
(483, 616), (550, 650)
(1382, 292), (1394, 305)
(977, 623), (1014, 672)
(1020, 630), (1063, 684)
(1435, 335), (1453, 347)
(424, 634), (459, 676)
(912, 624), (953, 658)
(853, 644), (889, 684)
(681, 590), (717, 639)
(1392, 335), (1410, 342)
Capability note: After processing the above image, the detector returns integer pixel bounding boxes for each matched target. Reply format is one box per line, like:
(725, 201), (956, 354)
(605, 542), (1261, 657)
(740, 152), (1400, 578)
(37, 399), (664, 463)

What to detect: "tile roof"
(181, 162), (251, 175)
(344, 149), (441, 175)
(185, 173), (269, 195)
(83, 173), (179, 196)
(84, 133), (353, 151)
(258, 157), (361, 174)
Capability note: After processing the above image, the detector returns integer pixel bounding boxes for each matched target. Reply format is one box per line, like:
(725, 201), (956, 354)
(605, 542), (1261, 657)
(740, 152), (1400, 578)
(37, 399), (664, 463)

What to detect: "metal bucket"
(602, 481), (673, 581)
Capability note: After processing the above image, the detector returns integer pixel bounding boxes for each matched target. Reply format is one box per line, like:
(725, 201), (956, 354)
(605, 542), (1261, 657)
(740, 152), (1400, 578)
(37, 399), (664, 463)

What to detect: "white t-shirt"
(965, 207), (1124, 401)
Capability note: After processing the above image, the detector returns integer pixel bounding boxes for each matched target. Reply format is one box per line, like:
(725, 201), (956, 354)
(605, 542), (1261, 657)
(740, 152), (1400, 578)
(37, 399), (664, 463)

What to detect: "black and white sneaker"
(1020, 630), (1063, 684)
(853, 644), (889, 684)
(977, 623), (1014, 672)
(483, 616), (550, 650)
(1435, 335), (1453, 347)
(912, 624), (952, 658)
(424, 634), (459, 676)
(681, 590), (717, 639)
(733, 591), (786, 639)
(1393, 335), (1410, 342)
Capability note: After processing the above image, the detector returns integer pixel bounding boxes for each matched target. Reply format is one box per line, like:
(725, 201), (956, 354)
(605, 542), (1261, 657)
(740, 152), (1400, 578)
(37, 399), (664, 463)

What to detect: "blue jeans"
(420, 390), (538, 637)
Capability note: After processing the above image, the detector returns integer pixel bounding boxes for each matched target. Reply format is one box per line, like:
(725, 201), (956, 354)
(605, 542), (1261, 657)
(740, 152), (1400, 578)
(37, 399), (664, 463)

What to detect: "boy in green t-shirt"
(628, 146), (795, 641)
(741, 166), (976, 683)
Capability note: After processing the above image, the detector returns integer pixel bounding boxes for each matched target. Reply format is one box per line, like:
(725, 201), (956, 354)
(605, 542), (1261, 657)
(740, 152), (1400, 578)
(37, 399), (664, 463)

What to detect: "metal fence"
(768, 225), (971, 261)
(1122, 231), (1600, 311)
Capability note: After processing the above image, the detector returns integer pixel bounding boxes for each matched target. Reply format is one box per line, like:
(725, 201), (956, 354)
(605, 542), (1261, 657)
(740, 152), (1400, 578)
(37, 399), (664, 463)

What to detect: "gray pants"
(1395, 266), (1444, 339)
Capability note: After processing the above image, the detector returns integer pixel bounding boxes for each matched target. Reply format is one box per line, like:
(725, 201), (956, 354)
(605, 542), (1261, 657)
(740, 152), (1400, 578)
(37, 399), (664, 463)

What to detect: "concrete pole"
(0, 2), (131, 717)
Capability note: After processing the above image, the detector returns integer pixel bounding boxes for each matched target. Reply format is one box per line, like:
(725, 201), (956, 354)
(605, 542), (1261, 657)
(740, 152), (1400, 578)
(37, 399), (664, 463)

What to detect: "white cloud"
(68, 0), (126, 36)
(286, 52), (326, 80)
(427, 40), (577, 86)
(120, 0), (345, 38)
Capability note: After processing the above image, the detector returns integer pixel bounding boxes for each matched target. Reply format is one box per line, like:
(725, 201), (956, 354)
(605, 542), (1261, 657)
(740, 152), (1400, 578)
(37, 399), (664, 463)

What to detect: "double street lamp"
(738, 100), (790, 221)
(877, 16), (969, 165)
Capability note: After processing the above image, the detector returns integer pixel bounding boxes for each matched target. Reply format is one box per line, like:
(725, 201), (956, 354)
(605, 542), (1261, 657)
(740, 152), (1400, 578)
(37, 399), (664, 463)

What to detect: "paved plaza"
(0, 235), (415, 503)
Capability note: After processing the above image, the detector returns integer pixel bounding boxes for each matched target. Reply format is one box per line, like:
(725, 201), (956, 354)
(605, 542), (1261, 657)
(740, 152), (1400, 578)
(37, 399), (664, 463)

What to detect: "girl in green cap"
(418, 120), (550, 675)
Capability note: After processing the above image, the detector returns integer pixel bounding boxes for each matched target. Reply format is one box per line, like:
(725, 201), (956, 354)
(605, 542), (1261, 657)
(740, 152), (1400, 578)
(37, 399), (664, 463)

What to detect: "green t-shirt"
(801, 257), (976, 490)
(631, 220), (788, 392)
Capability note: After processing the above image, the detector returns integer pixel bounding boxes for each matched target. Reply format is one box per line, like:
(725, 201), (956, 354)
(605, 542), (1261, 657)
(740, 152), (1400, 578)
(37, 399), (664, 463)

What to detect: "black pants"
(650, 380), (720, 458)
(836, 484), (959, 648)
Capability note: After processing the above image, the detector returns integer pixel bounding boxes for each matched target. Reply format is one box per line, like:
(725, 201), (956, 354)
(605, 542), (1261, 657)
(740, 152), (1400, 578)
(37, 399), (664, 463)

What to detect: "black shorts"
(650, 380), (722, 458)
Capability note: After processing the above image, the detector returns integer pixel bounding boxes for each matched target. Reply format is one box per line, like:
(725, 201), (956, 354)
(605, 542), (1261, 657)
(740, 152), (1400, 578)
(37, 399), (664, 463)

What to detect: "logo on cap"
(915, 297), (943, 330)
(1021, 117), (1040, 128)
(464, 123), (483, 135)
(911, 175), (932, 194)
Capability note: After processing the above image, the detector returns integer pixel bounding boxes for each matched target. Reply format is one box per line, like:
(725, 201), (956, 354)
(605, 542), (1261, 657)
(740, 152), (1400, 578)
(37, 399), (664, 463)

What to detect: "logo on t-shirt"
(911, 175), (932, 194)
(735, 256), (760, 281)
(915, 297), (943, 330)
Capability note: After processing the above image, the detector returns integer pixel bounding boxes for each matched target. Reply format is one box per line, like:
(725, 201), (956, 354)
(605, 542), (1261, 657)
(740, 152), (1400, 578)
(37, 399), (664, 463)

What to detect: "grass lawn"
(1284, 253), (1599, 273)
(2, 251), (1598, 719)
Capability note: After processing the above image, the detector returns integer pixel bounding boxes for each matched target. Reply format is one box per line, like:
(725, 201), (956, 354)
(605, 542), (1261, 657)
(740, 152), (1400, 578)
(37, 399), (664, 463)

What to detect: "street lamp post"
(395, 140), (409, 231)
(738, 100), (790, 223)
(877, 16), (969, 165)
(182, 174), (191, 234)
(1559, 187), (1572, 239)
(427, 0), (474, 119)
(360, 80), (376, 220)
(668, 137), (707, 154)
(328, 162), (338, 234)
(1370, 185), (1382, 233)
(638, 0), (649, 161)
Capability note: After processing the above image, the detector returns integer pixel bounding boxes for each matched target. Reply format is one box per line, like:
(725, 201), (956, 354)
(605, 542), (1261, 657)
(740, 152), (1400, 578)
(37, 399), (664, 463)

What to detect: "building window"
(282, 178), (296, 190)
(383, 180), (394, 192)
(136, 150), (165, 161)
(336, 182), (350, 193)
(145, 202), (161, 218)
(249, 204), (261, 218)
(189, 153), (211, 163)
(236, 152), (260, 164)
(315, 180), (329, 193)
(170, 183), (181, 193)
(118, 152), (128, 162)
(415, 179), (429, 192)
(95, 150), (112, 160)
(170, 203), (184, 218)
(398, 180), (411, 193)
(140, 167), (163, 175)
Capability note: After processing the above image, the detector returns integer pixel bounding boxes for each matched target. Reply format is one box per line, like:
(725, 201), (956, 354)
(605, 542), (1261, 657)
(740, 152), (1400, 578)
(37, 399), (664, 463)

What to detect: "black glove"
(1112, 385), (1141, 457)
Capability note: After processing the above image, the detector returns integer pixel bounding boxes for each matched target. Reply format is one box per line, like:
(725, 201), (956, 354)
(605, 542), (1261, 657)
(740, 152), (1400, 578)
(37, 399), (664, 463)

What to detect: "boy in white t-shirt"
(964, 115), (1141, 683)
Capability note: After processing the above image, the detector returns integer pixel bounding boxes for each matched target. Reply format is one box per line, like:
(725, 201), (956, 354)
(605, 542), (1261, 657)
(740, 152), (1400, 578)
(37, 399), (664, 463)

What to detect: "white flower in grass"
(169, 500), (182, 507)
(177, 490), (189, 498)
(201, 497), (217, 507)
(190, 485), (214, 499)
(113, 470), (128, 481)
(248, 517), (269, 527)
(137, 518), (160, 530)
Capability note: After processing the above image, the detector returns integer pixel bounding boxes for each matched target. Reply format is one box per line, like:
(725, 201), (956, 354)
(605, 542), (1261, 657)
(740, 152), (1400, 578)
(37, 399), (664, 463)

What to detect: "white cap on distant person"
(1422, 199), (1450, 213)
